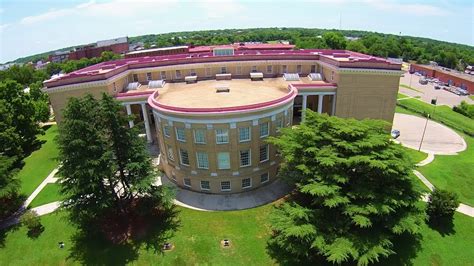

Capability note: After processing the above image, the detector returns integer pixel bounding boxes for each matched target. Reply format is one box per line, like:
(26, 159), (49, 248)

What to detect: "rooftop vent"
(148, 80), (166, 89)
(284, 73), (300, 81)
(308, 73), (323, 81)
(126, 82), (141, 91)
(216, 85), (230, 93)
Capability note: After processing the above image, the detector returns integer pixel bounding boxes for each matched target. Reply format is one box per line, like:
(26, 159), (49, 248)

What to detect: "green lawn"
(1, 205), (473, 265)
(400, 84), (424, 93)
(469, 95), (474, 101)
(403, 146), (427, 164)
(397, 93), (408, 99)
(29, 183), (64, 208)
(395, 106), (419, 116)
(418, 135), (474, 206)
(397, 98), (474, 136)
(17, 125), (59, 196)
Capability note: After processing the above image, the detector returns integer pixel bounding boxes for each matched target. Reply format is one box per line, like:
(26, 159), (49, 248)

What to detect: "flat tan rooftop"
(155, 78), (293, 108)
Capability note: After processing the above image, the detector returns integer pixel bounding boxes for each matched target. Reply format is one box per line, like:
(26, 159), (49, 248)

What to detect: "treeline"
(129, 28), (474, 70)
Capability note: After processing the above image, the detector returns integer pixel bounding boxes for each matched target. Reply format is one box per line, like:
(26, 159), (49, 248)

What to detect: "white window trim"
(167, 145), (174, 161)
(196, 152), (209, 169)
(146, 72), (152, 81)
(259, 122), (270, 138)
(183, 178), (191, 187)
(179, 149), (190, 166)
(267, 65), (273, 74)
(160, 71), (167, 80)
(239, 127), (251, 143)
(220, 181), (231, 192)
(200, 180), (210, 191)
(215, 129), (229, 144)
(242, 178), (252, 189)
(163, 126), (171, 138)
(260, 172), (269, 184)
(239, 149), (251, 168)
(193, 129), (206, 144)
(175, 127), (186, 142)
(133, 74), (138, 82)
(259, 144), (269, 163)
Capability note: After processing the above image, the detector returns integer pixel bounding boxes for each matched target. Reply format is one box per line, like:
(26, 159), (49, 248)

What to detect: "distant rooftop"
(413, 64), (474, 82)
(126, 46), (189, 55)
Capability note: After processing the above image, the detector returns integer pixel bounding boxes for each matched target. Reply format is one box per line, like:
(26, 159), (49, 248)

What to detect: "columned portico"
(125, 104), (134, 128)
(141, 103), (153, 143)
(299, 92), (337, 122)
(122, 101), (153, 143)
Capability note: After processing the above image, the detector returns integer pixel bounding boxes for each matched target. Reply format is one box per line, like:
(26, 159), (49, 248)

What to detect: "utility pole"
(418, 97), (437, 151)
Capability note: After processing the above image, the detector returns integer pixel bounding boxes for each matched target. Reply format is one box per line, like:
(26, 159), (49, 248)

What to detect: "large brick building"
(410, 64), (474, 94)
(43, 45), (402, 194)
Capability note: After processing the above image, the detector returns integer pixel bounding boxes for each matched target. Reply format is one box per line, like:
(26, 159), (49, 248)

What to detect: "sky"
(0, 0), (473, 63)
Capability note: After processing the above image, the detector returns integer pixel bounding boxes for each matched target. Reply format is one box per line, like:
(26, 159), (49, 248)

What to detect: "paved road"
(399, 73), (473, 107)
(392, 113), (466, 155)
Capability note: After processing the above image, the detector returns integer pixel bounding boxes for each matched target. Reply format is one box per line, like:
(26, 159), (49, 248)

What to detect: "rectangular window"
(146, 72), (152, 81)
(175, 70), (182, 79)
(194, 129), (206, 144)
(251, 66), (257, 73)
(296, 65), (302, 74)
(260, 172), (269, 184)
(217, 152), (230, 169)
(190, 69), (196, 76)
(239, 149), (251, 167)
(183, 178), (191, 187)
(133, 74), (138, 82)
(216, 129), (229, 144)
(200, 180), (210, 190)
(236, 66), (242, 75)
(167, 145), (174, 161)
(205, 68), (211, 77)
(113, 83), (117, 92)
(282, 65), (287, 73)
(331, 71), (335, 81)
(267, 65), (273, 74)
(196, 152), (209, 169)
(221, 67), (227, 74)
(276, 119), (284, 130)
(176, 128), (186, 142)
(311, 65), (316, 73)
(259, 144), (269, 163)
(242, 178), (252, 189)
(259, 122), (269, 138)
(239, 127), (251, 142)
(179, 148), (189, 166)
(163, 125), (171, 138)
(160, 71), (167, 80)
(221, 181), (231, 192)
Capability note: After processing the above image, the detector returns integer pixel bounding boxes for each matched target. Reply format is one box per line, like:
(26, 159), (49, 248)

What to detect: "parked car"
(419, 78), (428, 85)
(391, 129), (400, 139)
(434, 85), (441, 90)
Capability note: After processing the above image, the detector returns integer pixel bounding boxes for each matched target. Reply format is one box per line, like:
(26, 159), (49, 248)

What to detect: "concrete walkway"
(24, 168), (59, 207)
(160, 174), (292, 211)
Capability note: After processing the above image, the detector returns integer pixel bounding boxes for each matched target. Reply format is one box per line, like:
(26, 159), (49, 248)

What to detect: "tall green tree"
(267, 111), (424, 265)
(0, 155), (22, 220)
(323, 31), (347, 50)
(57, 93), (173, 224)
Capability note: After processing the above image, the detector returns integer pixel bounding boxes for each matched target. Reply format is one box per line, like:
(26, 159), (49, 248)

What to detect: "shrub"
(427, 189), (460, 221)
(20, 210), (44, 237)
(452, 101), (474, 119)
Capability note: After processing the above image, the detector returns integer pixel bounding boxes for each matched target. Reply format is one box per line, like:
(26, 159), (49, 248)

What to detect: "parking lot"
(399, 73), (473, 107)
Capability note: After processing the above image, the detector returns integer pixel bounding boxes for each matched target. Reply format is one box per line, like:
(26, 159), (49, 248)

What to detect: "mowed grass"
(0, 206), (276, 266)
(1, 205), (473, 265)
(29, 183), (64, 208)
(397, 98), (474, 136)
(400, 84), (424, 93)
(17, 125), (59, 196)
(418, 135), (474, 206)
(403, 146), (427, 164)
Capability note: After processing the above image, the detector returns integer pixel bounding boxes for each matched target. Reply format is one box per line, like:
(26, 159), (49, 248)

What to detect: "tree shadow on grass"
(375, 233), (422, 266)
(426, 217), (456, 237)
(67, 206), (180, 266)
(0, 223), (21, 249)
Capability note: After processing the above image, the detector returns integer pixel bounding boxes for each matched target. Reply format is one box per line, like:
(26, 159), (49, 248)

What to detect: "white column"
(302, 95), (308, 121)
(331, 94), (336, 116)
(141, 103), (152, 143)
(125, 104), (134, 128)
(317, 94), (324, 114)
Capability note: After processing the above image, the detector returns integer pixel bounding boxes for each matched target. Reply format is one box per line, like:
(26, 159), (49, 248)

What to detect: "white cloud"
(197, 0), (246, 19)
(0, 23), (10, 32)
(368, 1), (450, 16)
(20, 8), (73, 25)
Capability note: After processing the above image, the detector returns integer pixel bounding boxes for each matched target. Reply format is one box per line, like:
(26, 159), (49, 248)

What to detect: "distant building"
(125, 46), (190, 58)
(48, 37), (129, 63)
(410, 64), (474, 94)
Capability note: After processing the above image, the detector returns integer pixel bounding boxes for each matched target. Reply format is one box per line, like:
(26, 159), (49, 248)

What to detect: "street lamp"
(418, 97), (437, 151)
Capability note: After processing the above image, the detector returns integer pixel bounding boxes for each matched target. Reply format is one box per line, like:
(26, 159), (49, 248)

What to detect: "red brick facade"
(69, 42), (129, 60)
(410, 64), (474, 94)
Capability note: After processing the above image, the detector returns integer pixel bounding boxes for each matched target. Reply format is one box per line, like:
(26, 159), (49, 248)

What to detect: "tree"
(0, 79), (42, 158)
(0, 155), (22, 221)
(346, 40), (368, 53)
(267, 111), (424, 265)
(322, 32), (347, 49)
(57, 93), (174, 226)
(20, 210), (44, 238)
(29, 81), (50, 122)
(426, 189), (459, 222)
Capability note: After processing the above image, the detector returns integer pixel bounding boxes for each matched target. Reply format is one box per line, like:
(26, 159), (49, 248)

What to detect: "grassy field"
(397, 98), (474, 136)
(469, 95), (474, 101)
(1, 204), (473, 265)
(400, 84), (424, 93)
(418, 135), (474, 206)
(403, 146), (427, 164)
(17, 125), (59, 196)
(29, 183), (64, 208)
